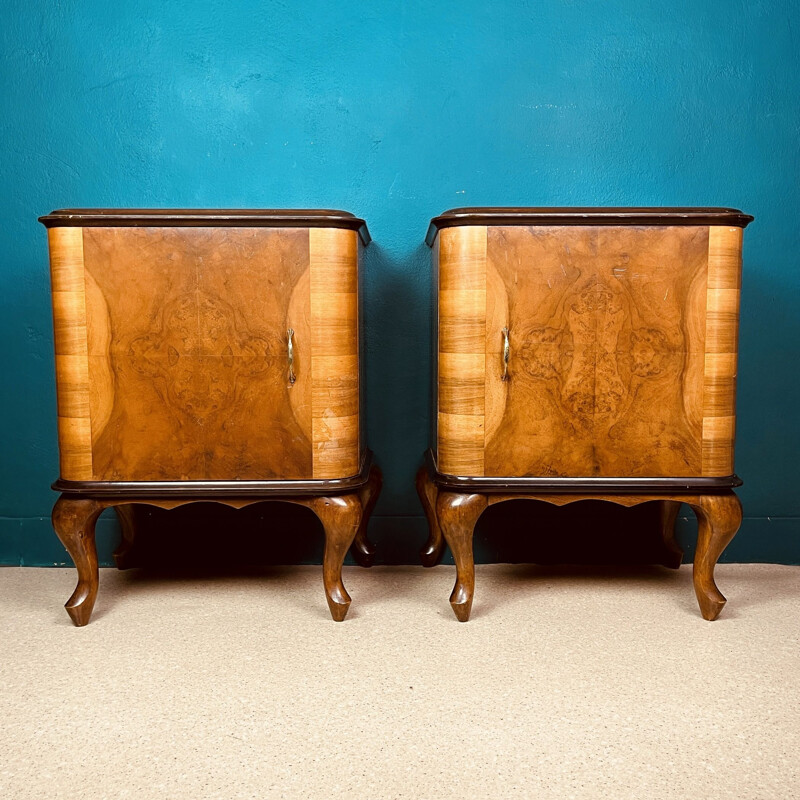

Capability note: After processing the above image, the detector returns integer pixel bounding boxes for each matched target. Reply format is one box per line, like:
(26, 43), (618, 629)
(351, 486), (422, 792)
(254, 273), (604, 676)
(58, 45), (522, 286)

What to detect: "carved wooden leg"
(436, 492), (488, 622)
(52, 495), (105, 626)
(686, 492), (742, 620)
(351, 465), (382, 567)
(417, 465), (445, 567)
(658, 500), (683, 569)
(113, 504), (138, 570)
(309, 494), (363, 621)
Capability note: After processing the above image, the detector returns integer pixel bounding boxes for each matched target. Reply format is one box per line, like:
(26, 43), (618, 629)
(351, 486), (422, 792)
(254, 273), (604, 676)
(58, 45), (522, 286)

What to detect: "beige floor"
(0, 564), (798, 800)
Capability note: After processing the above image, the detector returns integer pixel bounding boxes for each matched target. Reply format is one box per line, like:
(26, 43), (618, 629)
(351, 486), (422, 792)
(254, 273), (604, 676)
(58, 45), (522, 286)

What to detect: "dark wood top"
(426, 207), (753, 245)
(39, 208), (370, 244)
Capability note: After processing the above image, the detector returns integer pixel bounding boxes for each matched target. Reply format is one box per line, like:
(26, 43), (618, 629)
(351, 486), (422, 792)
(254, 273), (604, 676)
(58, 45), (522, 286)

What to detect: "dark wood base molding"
(424, 451), (742, 493)
(53, 452), (374, 498)
(417, 459), (742, 623)
(52, 464), (382, 626)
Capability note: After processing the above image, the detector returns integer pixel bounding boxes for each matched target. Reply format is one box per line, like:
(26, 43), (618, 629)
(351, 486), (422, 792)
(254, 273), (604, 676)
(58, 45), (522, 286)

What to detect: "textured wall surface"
(2, 0), (798, 565)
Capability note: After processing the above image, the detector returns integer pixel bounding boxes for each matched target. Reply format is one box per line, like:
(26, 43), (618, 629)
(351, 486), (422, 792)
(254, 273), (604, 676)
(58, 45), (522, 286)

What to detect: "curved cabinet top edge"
(425, 206), (754, 245)
(38, 208), (371, 244)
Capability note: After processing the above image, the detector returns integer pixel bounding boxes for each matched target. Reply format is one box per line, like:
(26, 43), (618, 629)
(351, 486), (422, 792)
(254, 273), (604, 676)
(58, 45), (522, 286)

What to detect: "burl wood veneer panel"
(484, 225), (710, 478)
(433, 223), (743, 479)
(82, 227), (313, 481)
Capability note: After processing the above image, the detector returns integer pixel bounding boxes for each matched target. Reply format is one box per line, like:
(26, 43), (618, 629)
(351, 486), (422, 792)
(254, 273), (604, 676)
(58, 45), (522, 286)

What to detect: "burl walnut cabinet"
(418, 207), (753, 621)
(40, 208), (381, 625)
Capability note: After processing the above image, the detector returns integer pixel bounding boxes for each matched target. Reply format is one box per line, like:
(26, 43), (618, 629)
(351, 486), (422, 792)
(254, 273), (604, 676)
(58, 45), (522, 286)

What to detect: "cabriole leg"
(52, 495), (105, 626)
(687, 492), (742, 620)
(351, 464), (382, 568)
(436, 492), (488, 622)
(310, 494), (364, 621)
(113, 504), (138, 570)
(417, 465), (444, 567)
(658, 500), (684, 569)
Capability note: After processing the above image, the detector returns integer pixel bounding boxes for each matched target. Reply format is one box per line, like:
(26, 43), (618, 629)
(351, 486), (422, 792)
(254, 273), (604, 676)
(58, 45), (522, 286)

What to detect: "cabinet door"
(82, 226), (314, 481)
(484, 225), (709, 478)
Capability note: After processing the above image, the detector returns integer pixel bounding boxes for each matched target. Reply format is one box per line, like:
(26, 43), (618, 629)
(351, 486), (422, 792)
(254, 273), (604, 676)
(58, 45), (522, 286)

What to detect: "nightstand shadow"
(472, 563), (687, 619)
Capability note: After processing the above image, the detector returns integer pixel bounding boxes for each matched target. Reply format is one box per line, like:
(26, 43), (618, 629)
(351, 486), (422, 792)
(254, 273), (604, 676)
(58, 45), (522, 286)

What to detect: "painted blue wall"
(2, 0), (798, 566)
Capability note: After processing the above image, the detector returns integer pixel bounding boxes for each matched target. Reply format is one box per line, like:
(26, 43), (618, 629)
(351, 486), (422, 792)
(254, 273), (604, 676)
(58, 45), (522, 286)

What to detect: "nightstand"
(418, 207), (752, 621)
(41, 208), (381, 624)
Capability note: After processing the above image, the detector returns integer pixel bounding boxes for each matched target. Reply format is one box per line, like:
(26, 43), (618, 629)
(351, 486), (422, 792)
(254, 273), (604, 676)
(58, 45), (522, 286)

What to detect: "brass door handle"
(501, 327), (510, 381)
(287, 328), (296, 385)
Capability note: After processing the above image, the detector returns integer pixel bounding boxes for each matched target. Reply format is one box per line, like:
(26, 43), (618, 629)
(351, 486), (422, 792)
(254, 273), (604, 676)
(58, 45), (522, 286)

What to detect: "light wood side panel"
(310, 228), (360, 478)
(311, 355), (359, 418)
(358, 237), (366, 466)
(437, 227), (487, 475)
(312, 414), (360, 478)
(431, 236), (440, 463)
(702, 226), (742, 475)
(438, 412), (485, 475)
(439, 352), (485, 415)
(48, 227), (92, 479)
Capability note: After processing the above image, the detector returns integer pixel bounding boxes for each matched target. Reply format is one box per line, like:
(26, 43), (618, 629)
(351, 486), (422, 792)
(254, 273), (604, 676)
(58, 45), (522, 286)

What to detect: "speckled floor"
(1, 564), (798, 799)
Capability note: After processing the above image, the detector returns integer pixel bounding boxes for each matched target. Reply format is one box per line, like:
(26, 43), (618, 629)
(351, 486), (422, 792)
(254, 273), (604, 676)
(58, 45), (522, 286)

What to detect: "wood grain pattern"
(40, 208), (370, 240)
(112, 504), (137, 569)
(47, 220), (368, 485)
(436, 490), (488, 622)
(81, 226), (313, 481)
(51, 496), (104, 626)
(426, 207), (753, 245)
(433, 224), (737, 479)
(48, 227), (93, 480)
(309, 228), (361, 478)
(702, 226), (742, 476)
(350, 463), (382, 567)
(98, 463), (381, 571)
(51, 464), (381, 625)
(658, 499), (684, 569)
(485, 225), (709, 478)
(416, 464), (444, 567)
(45, 213), (375, 626)
(437, 226), (487, 475)
(421, 476), (741, 622)
(426, 210), (748, 622)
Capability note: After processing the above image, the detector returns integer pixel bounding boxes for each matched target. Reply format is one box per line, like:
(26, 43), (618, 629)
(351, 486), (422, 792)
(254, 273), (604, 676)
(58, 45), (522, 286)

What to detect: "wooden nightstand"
(418, 207), (753, 621)
(40, 209), (381, 624)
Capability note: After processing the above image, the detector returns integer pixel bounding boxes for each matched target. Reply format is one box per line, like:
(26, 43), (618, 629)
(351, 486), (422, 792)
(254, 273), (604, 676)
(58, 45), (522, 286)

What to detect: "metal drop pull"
(501, 327), (510, 381)
(287, 328), (296, 385)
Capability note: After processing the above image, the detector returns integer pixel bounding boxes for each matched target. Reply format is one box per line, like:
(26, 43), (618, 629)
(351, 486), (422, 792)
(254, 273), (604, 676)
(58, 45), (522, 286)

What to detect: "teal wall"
(2, 1), (798, 566)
